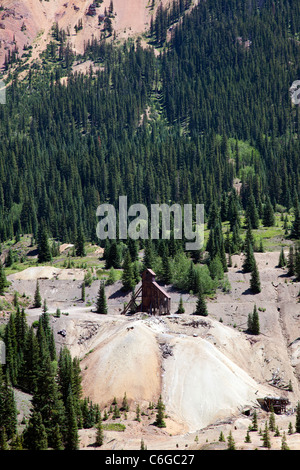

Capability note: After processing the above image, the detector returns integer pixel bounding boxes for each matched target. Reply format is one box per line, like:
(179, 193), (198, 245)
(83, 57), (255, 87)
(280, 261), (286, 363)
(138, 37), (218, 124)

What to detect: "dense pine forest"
(0, 0), (300, 450)
(0, 0), (299, 245)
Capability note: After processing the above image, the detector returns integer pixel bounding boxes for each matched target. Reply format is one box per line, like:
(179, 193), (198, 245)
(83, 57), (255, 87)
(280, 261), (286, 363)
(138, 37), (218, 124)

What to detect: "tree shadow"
(242, 288), (259, 295)
(108, 287), (130, 299)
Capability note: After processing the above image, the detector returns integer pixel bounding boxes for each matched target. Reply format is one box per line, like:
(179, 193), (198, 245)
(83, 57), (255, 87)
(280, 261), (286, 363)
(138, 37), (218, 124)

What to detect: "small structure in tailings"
(121, 268), (171, 316)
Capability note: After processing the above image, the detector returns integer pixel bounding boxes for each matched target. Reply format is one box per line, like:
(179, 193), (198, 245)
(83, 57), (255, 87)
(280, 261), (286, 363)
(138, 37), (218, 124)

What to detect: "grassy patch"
(102, 423), (126, 432)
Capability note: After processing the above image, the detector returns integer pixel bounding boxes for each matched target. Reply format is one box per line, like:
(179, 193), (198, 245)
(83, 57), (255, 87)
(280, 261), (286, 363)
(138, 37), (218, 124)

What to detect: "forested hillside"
(0, 0), (300, 451)
(0, 0), (299, 248)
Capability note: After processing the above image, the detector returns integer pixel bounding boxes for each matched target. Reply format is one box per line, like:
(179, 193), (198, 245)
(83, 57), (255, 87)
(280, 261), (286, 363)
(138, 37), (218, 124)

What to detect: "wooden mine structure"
(121, 269), (171, 316)
(259, 396), (290, 414)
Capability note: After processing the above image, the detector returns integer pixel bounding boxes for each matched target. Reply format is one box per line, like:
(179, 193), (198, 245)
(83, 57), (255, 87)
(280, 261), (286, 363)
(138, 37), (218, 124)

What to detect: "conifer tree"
(295, 246), (300, 281)
(262, 421), (271, 449)
(121, 392), (129, 412)
(155, 395), (166, 428)
(37, 224), (51, 263)
(291, 201), (300, 239)
(0, 263), (7, 296)
(75, 227), (86, 257)
(295, 401), (300, 433)
(277, 247), (286, 268)
(81, 282), (85, 301)
(250, 304), (260, 335)
(194, 286), (208, 316)
(246, 193), (259, 229)
(281, 431), (289, 450)
(122, 251), (135, 292)
(0, 365), (17, 440)
(263, 196), (275, 227)
(250, 259), (261, 294)
(95, 415), (104, 447)
(143, 239), (154, 269)
(65, 393), (79, 450)
(33, 280), (42, 308)
(269, 409), (276, 432)
(95, 281), (108, 314)
(140, 438), (147, 450)
(177, 295), (185, 314)
(243, 239), (255, 273)
(52, 423), (64, 451)
(251, 410), (258, 431)
(23, 410), (48, 451)
(227, 430), (236, 450)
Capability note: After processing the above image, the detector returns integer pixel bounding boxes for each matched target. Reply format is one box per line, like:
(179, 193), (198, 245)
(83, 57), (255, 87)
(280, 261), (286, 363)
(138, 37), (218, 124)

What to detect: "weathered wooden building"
(122, 268), (171, 316)
(258, 396), (290, 414)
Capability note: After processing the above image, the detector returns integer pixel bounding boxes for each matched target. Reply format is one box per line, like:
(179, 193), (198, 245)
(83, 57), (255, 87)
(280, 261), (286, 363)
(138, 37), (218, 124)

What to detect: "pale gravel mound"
(9, 266), (62, 280)
(9, 266), (85, 280)
(80, 320), (162, 406)
(162, 334), (271, 432)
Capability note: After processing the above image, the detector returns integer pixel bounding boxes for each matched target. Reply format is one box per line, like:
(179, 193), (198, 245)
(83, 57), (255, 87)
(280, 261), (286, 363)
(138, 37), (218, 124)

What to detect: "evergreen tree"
(287, 245), (295, 276)
(269, 410), (276, 432)
(81, 282), (85, 301)
(263, 196), (275, 227)
(95, 415), (104, 447)
(161, 252), (172, 285)
(33, 280), (42, 308)
(250, 259), (261, 294)
(246, 193), (259, 229)
(194, 286), (208, 316)
(0, 263), (7, 296)
(0, 365), (17, 440)
(295, 246), (300, 281)
(65, 392), (79, 451)
(249, 304), (260, 335)
(291, 201), (300, 239)
(52, 423), (64, 451)
(251, 410), (258, 431)
(37, 224), (51, 263)
(227, 430), (236, 450)
(277, 247), (286, 268)
(105, 241), (122, 269)
(23, 410), (48, 450)
(155, 395), (166, 428)
(177, 295), (185, 314)
(242, 239), (255, 273)
(295, 401), (300, 433)
(121, 251), (135, 292)
(95, 281), (108, 314)
(281, 431), (289, 450)
(75, 227), (86, 257)
(262, 421), (271, 449)
(143, 239), (154, 269)
(140, 438), (147, 450)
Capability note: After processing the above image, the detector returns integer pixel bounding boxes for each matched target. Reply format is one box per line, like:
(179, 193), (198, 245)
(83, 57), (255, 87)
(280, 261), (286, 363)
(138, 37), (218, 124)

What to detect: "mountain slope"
(0, 0), (172, 68)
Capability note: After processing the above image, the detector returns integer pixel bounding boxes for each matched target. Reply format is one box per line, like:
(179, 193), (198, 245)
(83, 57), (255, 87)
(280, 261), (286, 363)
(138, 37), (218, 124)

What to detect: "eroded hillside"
(0, 0), (172, 69)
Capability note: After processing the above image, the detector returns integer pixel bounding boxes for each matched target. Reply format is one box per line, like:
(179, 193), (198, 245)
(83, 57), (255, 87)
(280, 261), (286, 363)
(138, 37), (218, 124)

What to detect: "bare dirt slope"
(0, 0), (172, 69)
